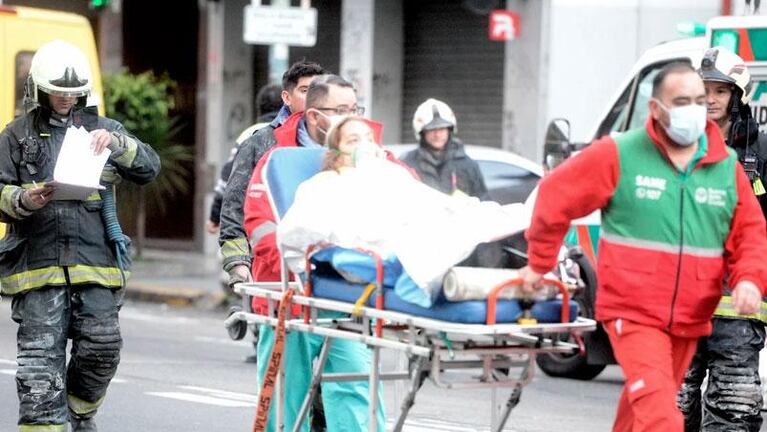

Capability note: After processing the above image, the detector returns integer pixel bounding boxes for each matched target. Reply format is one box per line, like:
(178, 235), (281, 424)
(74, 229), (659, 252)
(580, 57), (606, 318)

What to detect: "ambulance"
(536, 15), (767, 380)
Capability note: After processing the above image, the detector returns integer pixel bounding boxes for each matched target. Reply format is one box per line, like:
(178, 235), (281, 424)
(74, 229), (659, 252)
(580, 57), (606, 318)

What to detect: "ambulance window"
(595, 84), (631, 138)
(627, 67), (662, 130)
(14, 51), (34, 118)
(625, 60), (692, 130)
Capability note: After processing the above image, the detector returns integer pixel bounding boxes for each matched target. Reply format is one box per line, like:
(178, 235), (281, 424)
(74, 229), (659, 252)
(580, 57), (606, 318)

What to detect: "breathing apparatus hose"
(100, 181), (128, 289)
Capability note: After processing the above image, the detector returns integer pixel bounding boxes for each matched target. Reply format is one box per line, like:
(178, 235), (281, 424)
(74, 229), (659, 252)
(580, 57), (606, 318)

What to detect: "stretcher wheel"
(226, 306), (248, 341)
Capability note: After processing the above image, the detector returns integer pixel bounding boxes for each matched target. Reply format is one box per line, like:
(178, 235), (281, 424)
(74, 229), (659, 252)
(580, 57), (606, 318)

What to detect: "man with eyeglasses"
(241, 74), (386, 432)
(219, 61), (327, 300)
(518, 62), (767, 431)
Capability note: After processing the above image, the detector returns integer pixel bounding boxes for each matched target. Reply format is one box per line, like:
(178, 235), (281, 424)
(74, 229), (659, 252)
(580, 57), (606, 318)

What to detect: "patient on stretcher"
(277, 116), (535, 308)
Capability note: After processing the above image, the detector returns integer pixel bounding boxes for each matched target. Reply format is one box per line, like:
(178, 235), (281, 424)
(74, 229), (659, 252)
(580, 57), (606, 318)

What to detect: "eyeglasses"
(316, 106), (365, 116)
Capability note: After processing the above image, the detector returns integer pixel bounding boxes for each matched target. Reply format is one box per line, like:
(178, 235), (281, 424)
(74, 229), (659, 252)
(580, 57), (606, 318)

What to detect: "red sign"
(489, 10), (520, 41)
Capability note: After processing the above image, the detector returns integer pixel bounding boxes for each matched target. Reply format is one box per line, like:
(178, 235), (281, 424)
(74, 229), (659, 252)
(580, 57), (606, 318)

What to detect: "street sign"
(243, 5), (318, 47)
(488, 10), (520, 42)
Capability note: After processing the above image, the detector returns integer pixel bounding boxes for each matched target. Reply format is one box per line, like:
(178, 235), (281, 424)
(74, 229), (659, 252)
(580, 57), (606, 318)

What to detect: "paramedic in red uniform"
(518, 62), (767, 431)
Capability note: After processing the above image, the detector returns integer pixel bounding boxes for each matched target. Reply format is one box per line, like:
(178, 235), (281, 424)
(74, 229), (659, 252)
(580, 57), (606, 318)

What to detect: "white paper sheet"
(50, 126), (109, 200)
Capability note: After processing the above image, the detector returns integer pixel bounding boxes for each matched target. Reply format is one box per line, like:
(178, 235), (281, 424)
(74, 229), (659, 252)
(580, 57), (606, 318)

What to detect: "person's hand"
(21, 186), (54, 211)
(227, 264), (252, 289)
(518, 266), (544, 293)
(206, 221), (220, 235)
(732, 281), (762, 315)
(91, 129), (116, 155)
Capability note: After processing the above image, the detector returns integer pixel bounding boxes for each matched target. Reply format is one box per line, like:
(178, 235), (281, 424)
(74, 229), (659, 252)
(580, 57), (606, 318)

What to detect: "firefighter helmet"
(699, 47), (754, 105)
(26, 39), (93, 108)
(412, 98), (457, 140)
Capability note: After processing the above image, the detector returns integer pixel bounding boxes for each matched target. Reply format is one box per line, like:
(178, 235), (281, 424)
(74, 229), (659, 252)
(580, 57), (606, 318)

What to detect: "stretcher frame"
(227, 147), (596, 431)
(226, 273), (596, 432)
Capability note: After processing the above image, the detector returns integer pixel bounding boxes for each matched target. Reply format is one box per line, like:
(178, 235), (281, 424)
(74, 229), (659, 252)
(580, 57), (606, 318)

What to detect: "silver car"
(386, 144), (542, 204)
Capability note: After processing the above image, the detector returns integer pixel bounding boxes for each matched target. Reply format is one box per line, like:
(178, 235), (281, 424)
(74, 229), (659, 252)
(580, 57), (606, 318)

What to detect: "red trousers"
(604, 319), (698, 432)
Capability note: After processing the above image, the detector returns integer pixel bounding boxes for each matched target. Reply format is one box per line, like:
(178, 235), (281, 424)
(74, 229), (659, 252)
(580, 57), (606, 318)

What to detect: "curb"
(125, 282), (226, 308)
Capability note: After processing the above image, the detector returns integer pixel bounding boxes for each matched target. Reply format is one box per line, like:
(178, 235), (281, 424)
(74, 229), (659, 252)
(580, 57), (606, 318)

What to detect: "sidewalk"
(125, 248), (228, 308)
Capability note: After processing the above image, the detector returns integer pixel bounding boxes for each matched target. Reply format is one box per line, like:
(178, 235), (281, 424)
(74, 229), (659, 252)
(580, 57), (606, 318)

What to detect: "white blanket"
(277, 159), (532, 300)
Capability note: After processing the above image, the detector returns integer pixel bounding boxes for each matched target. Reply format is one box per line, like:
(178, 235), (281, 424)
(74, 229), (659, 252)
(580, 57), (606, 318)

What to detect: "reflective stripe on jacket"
(0, 107), (159, 295)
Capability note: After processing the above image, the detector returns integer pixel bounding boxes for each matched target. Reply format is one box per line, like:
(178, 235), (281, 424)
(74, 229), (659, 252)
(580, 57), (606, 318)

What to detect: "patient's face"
(338, 120), (375, 158)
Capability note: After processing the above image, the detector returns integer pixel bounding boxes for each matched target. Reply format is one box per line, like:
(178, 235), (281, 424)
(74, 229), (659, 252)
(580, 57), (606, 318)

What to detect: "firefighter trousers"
(678, 317), (765, 432)
(10, 284), (123, 431)
(605, 319), (698, 432)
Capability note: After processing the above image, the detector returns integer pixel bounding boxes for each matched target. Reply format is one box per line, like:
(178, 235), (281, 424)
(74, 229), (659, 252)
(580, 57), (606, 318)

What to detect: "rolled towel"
(442, 267), (560, 301)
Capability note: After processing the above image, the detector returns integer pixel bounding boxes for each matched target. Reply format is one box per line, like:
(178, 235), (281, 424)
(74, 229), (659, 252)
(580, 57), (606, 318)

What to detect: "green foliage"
(103, 69), (194, 215)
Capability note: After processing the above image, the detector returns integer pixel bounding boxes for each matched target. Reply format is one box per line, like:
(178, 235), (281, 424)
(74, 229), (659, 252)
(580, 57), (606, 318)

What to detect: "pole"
(268, 0), (291, 84)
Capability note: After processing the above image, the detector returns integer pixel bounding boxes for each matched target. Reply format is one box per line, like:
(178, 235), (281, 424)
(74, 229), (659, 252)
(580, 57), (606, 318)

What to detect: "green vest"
(602, 128), (736, 258)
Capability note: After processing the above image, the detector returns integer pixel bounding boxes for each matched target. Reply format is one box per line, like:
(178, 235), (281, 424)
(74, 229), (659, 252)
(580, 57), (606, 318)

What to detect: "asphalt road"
(0, 298), (641, 431)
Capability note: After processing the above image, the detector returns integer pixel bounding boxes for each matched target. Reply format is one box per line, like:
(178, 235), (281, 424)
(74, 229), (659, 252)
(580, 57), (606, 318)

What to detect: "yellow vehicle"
(0, 5), (103, 238)
(0, 5), (103, 126)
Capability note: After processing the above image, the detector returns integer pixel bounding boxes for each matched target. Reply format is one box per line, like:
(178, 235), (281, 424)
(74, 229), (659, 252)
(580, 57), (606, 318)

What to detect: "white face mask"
(351, 140), (383, 167)
(313, 110), (347, 140)
(655, 100), (707, 146)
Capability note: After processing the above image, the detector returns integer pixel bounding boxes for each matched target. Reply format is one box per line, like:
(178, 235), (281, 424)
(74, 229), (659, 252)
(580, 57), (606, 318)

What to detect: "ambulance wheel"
(226, 306), (248, 341)
(535, 253), (606, 380)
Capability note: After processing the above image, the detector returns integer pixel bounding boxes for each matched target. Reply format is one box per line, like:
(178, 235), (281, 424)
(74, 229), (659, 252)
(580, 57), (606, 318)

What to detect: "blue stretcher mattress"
(310, 272), (578, 325)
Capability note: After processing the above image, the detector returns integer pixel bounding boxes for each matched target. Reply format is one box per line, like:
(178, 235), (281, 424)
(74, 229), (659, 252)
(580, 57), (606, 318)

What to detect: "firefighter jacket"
(713, 122), (767, 322)
(0, 107), (160, 295)
(218, 106), (291, 271)
(401, 137), (489, 200)
(526, 117), (767, 338)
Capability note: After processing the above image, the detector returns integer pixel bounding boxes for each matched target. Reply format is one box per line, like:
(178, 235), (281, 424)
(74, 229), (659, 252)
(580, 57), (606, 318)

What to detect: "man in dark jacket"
(402, 98), (495, 266)
(0, 40), (159, 432)
(207, 83), (283, 235)
(218, 61), (327, 289)
(401, 98), (488, 200)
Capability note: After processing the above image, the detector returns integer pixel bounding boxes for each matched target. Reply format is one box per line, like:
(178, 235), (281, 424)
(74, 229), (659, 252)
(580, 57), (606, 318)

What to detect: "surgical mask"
(351, 140), (382, 167)
(313, 110), (347, 139)
(655, 100), (707, 146)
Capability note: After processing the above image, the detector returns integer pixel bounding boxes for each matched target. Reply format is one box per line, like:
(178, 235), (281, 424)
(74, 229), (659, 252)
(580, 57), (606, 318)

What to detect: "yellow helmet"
(699, 47), (754, 105)
(412, 98), (457, 140)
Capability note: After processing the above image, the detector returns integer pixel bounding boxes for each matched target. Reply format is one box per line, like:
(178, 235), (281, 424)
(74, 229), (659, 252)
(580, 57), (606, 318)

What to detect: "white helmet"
(412, 98), (457, 140)
(699, 47), (754, 105)
(26, 40), (92, 108)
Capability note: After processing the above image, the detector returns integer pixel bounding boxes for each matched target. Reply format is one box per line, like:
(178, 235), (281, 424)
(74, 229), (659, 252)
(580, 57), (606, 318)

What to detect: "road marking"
(387, 417), (495, 432)
(0, 358), (16, 366)
(0, 369), (15, 376)
(178, 385), (257, 403)
(146, 391), (255, 408)
(146, 385), (257, 408)
(120, 309), (195, 324)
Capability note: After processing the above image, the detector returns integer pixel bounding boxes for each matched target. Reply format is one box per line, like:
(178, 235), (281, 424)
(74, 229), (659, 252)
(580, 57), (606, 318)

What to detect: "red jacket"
(526, 117), (767, 337)
(243, 112), (410, 314)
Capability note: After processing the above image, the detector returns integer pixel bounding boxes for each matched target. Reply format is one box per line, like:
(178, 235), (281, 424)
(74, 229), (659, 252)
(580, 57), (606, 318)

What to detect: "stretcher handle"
(354, 248), (385, 337)
(485, 277), (571, 325)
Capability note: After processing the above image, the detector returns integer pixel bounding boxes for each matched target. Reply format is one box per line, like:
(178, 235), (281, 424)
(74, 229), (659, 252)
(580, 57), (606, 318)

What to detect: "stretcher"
(224, 147), (597, 431)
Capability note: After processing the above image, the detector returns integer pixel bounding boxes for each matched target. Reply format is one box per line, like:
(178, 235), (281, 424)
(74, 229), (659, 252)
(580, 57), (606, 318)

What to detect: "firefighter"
(0, 39), (159, 431)
(678, 47), (767, 432)
(401, 98), (488, 199)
